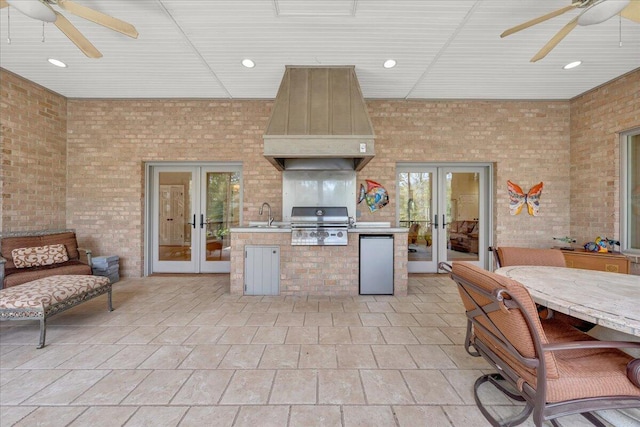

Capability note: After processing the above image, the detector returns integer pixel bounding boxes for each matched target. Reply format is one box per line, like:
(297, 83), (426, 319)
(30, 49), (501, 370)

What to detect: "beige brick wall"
(570, 70), (640, 245)
(0, 70), (67, 232)
(65, 99), (277, 276)
(3, 68), (638, 278)
(63, 98), (571, 277)
(361, 100), (571, 249)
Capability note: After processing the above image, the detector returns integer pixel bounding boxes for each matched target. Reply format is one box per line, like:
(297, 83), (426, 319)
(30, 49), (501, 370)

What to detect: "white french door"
(397, 164), (491, 273)
(149, 164), (242, 274)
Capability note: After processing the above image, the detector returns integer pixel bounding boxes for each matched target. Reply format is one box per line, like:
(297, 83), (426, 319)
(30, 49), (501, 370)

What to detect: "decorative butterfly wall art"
(507, 181), (543, 216)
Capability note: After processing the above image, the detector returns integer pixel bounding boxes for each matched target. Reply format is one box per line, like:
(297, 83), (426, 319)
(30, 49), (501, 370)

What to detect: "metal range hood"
(263, 66), (375, 171)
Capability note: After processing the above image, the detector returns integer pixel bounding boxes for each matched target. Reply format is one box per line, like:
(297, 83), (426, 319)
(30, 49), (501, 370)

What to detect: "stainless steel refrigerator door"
(359, 235), (394, 295)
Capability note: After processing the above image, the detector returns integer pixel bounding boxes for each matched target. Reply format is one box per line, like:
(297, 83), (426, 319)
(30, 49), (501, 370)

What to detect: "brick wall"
(63, 98), (571, 277)
(65, 99), (277, 276)
(570, 70), (640, 246)
(361, 100), (571, 249)
(4, 68), (638, 278)
(0, 70), (67, 232)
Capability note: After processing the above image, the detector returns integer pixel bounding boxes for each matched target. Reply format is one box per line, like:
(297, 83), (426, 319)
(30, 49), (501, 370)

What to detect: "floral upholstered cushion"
(0, 275), (110, 310)
(11, 244), (69, 269)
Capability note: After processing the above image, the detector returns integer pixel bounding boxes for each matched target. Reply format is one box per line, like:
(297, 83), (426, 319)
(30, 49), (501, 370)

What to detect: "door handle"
(434, 215), (439, 230)
(188, 214), (196, 229)
(200, 214), (204, 229)
(442, 214), (448, 228)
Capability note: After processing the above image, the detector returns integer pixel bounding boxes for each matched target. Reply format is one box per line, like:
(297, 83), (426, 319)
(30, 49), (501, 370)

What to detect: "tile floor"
(0, 274), (629, 426)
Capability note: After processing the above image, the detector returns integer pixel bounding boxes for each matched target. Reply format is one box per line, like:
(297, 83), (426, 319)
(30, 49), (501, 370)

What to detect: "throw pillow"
(11, 244), (70, 269)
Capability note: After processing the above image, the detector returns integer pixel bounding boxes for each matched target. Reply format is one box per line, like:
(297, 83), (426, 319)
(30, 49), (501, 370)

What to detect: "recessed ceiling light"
(563, 61), (582, 70)
(383, 59), (397, 69)
(48, 58), (67, 68)
(241, 59), (255, 68)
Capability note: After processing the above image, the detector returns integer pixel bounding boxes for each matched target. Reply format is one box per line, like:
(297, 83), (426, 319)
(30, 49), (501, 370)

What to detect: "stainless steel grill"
(290, 206), (349, 246)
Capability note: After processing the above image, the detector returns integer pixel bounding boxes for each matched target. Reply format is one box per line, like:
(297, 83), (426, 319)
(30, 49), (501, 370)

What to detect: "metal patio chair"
(488, 246), (566, 269)
(442, 261), (640, 427)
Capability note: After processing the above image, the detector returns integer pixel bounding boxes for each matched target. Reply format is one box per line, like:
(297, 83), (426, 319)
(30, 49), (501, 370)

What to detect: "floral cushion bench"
(0, 275), (113, 348)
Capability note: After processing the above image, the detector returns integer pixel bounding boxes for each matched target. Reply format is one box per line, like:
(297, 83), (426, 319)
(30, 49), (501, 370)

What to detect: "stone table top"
(495, 266), (640, 337)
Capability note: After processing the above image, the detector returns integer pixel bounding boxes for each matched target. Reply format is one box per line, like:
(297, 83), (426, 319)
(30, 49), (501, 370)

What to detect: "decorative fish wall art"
(358, 179), (389, 213)
(507, 180), (543, 216)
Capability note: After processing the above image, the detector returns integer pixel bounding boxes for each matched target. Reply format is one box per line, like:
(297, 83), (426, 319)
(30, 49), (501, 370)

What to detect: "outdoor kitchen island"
(229, 224), (408, 297)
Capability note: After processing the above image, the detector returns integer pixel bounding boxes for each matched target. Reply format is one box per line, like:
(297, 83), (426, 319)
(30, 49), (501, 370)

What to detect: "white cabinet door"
(245, 246), (280, 295)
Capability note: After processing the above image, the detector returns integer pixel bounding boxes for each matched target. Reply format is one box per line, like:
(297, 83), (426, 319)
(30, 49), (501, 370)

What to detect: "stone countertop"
(496, 265), (640, 337)
(231, 222), (408, 234)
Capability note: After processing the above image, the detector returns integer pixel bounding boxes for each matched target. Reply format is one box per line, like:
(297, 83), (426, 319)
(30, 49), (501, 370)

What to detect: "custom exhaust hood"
(263, 66), (375, 171)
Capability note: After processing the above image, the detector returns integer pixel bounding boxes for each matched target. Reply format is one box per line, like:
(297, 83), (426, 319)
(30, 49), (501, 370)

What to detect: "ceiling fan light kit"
(1, 0), (138, 58)
(501, 0), (639, 62)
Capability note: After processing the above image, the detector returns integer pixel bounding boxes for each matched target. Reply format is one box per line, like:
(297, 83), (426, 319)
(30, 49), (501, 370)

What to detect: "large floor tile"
(289, 405), (342, 427)
(68, 406), (138, 427)
(360, 369), (414, 404)
(318, 369), (365, 404)
(122, 370), (192, 405)
(179, 406), (238, 426)
(394, 405), (453, 426)
(233, 406), (290, 427)
(269, 369), (317, 404)
(23, 369), (110, 405)
(124, 406), (188, 427)
(72, 369), (151, 405)
(219, 370), (275, 404)
(172, 369), (234, 405)
(259, 344), (300, 369)
(11, 406), (87, 427)
(343, 406), (396, 427)
(217, 344), (265, 369)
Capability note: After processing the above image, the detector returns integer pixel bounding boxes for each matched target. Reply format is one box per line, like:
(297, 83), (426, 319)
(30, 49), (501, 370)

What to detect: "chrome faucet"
(259, 202), (274, 226)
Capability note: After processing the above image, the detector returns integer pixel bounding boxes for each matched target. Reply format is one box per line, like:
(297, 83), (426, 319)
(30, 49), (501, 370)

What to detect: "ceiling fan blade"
(57, 0), (138, 39)
(531, 17), (578, 62)
(620, 0), (640, 22)
(0, 0), (8, 9)
(54, 11), (102, 58)
(501, 3), (579, 38)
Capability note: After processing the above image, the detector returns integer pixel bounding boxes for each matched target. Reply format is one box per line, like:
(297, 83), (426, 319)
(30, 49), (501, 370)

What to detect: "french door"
(397, 164), (491, 273)
(149, 164), (242, 274)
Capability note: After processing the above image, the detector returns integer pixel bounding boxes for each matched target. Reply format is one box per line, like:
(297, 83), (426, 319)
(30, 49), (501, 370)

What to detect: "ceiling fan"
(0, 0), (138, 58)
(501, 0), (640, 62)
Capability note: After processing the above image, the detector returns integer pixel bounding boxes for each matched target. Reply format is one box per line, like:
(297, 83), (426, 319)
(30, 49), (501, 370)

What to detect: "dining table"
(495, 265), (640, 338)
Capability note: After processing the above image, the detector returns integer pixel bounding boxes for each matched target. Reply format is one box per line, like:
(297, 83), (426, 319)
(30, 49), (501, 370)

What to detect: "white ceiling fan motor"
(6, 0), (56, 22)
(577, 0), (631, 25)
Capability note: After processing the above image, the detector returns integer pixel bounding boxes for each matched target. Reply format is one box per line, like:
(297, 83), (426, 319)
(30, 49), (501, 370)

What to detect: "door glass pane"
(204, 172), (241, 262)
(158, 172), (192, 261)
(399, 172), (433, 262)
(446, 172), (479, 261)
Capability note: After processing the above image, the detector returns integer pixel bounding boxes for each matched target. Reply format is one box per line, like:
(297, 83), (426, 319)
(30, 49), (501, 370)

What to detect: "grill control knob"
(337, 231), (343, 238)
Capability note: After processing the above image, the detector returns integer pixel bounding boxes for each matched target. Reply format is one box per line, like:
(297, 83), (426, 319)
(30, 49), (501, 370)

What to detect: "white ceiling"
(0, 0), (638, 100)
